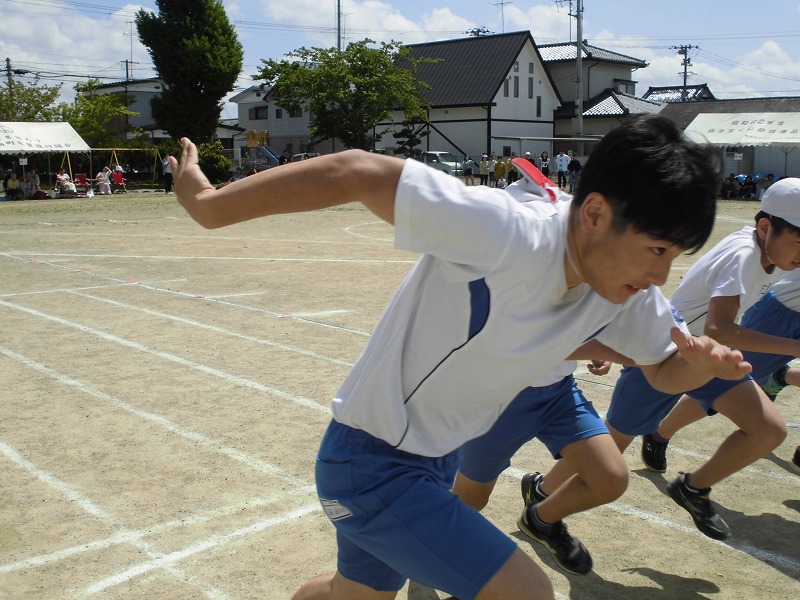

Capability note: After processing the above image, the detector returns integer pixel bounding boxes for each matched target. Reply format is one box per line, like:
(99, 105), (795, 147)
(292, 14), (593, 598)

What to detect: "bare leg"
(292, 571), (397, 600)
(451, 473), (497, 511)
(783, 366), (800, 387)
(538, 421), (634, 496)
(536, 434), (628, 524)
(655, 395), (707, 439)
(689, 382), (787, 489)
(474, 548), (554, 600)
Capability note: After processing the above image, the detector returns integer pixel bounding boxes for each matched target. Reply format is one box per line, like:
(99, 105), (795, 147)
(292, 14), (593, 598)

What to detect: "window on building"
(288, 107), (302, 118)
(528, 62), (534, 74)
(614, 80), (636, 95)
(513, 76), (519, 98)
(276, 108), (283, 119)
(513, 61), (519, 72)
(536, 96), (542, 118)
(528, 77), (534, 99)
(504, 79), (509, 97)
(249, 106), (268, 120)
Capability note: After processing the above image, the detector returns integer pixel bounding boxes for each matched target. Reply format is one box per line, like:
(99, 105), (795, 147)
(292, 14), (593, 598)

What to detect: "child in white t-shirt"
(169, 116), (749, 600)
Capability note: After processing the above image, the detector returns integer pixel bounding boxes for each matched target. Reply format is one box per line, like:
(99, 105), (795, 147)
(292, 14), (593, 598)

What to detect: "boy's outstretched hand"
(169, 137), (217, 225)
(670, 327), (752, 381)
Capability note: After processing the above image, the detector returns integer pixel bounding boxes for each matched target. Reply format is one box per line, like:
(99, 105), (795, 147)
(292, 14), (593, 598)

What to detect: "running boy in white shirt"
(530, 179), (800, 544)
(651, 267), (800, 475)
(170, 115), (749, 600)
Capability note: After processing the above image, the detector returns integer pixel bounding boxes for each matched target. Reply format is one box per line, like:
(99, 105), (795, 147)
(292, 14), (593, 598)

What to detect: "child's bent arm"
(640, 328), (751, 393)
(170, 138), (403, 229)
(705, 295), (800, 357)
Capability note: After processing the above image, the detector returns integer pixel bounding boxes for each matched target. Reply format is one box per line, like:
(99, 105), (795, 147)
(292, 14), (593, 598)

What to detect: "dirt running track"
(0, 192), (798, 599)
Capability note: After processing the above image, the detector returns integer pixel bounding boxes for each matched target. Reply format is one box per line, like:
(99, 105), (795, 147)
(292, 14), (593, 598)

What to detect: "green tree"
(136, 0), (243, 143)
(0, 76), (61, 121)
(255, 40), (434, 150)
(43, 80), (141, 148)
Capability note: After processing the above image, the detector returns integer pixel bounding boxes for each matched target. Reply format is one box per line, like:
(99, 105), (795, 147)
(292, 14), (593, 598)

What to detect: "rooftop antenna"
(494, 0), (513, 34)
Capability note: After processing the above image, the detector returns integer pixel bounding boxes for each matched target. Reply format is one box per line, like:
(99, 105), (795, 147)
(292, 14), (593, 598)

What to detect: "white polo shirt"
(331, 160), (684, 456)
(669, 227), (783, 334)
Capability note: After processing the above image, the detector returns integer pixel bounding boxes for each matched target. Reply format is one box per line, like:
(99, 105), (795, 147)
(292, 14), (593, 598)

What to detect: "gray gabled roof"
(403, 31), (561, 107)
(538, 42), (647, 67)
(582, 89), (663, 117)
(642, 84), (715, 103)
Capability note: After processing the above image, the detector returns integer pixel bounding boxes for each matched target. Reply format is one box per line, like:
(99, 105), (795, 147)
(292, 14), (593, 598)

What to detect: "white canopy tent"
(0, 122), (92, 190)
(684, 112), (800, 175)
(0, 121), (89, 154)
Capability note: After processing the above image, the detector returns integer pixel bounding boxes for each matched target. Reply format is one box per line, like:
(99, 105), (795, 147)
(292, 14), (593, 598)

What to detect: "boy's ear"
(578, 192), (612, 232)
(755, 216), (771, 240)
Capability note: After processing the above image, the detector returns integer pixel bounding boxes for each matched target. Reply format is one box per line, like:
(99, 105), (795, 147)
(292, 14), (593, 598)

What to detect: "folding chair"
(73, 173), (91, 196)
(111, 171), (127, 193)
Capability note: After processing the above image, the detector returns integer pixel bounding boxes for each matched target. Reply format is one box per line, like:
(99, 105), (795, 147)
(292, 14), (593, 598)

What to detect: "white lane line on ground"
(82, 504), (320, 596)
(0, 345), (313, 485)
(0, 441), (231, 599)
(505, 467), (800, 575)
(67, 291), (355, 368)
(343, 221), (393, 242)
(3, 253), (374, 337)
(4, 252), (415, 264)
(0, 300), (331, 415)
(0, 487), (316, 575)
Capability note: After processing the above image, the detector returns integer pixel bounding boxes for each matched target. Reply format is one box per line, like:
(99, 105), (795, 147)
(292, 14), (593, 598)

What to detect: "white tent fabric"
(684, 113), (800, 147)
(0, 121), (90, 154)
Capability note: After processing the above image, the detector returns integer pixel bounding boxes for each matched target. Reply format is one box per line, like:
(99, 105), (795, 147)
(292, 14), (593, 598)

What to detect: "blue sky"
(3, 0), (800, 118)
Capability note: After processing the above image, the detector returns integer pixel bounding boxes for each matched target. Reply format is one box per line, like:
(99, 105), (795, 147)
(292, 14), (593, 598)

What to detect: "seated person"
(95, 166), (112, 195)
(757, 173), (775, 199)
(739, 175), (757, 199)
(720, 176), (738, 199)
(56, 169), (77, 194)
(4, 172), (24, 200)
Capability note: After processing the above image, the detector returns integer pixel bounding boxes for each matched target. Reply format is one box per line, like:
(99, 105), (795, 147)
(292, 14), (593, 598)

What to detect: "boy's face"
(576, 196), (684, 304)
(762, 221), (800, 271)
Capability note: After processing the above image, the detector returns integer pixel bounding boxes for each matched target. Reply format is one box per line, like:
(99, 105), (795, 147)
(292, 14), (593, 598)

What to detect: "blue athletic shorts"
(740, 292), (800, 386)
(606, 364), (753, 435)
(459, 375), (608, 483)
(315, 420), (516, 600)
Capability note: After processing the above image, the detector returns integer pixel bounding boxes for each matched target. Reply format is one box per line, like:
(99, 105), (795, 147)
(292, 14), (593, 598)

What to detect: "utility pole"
(337, 0), (341, 51)
(5, 57), (12, 90)
(573, 0), (583, 135)
(670, 44), (698, 101)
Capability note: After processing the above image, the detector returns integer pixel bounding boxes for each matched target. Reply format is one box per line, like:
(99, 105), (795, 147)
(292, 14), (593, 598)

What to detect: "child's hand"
(670, 327), (752, 380)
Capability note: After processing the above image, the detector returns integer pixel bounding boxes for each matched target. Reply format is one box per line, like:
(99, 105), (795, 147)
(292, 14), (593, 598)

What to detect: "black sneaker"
(517, 506), (593, 575)
(667, 473), (730, 540)
(641, 434), (669, 472)
(792, 446), (800, 473)
(520, 472), (547, 506)
(762, 365), (789, 401)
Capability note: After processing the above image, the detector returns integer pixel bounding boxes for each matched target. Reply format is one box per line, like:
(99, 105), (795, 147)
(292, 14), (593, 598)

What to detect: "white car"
(416, 151), (463, 177)
(291, 152), (321, 161)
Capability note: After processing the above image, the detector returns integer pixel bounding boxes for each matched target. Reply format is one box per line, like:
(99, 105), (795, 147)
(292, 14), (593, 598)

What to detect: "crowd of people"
(721, 172), (776, 200)
(1, 168), (43, 200)
(463, 150), (582, 191)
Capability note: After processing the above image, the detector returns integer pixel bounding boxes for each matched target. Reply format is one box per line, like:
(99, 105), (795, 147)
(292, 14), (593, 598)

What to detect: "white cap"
(761, 178), (800, 228)
(525, 151), (531, 156)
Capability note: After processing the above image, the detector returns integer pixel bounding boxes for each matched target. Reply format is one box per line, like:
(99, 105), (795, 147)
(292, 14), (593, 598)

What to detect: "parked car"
(291, 152), (321, 162)
(416, 151), (463, 177)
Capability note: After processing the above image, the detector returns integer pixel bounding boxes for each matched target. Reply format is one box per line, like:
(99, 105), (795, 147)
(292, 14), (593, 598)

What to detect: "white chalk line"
(4, 251), (415, 264)
(343, 221), (394, 242)
(82, 504), (320, 596)
(0, 441), (231, 599)
(2, 253), (374, 337)
(505, 466), (800, 575)
(0, 486), (316, 576)
(0, 345), (311, 485)
(66, 291), (355, 368)
(0, 300), (331, 416)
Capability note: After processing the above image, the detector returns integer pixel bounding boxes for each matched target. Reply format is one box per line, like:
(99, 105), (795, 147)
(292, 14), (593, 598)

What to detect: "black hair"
(573, 115), (721, 254)
(755, 210), (800, 236)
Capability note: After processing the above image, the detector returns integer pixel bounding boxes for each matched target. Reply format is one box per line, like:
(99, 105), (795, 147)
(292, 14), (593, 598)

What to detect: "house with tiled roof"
(383, 31), (562, 159)
(537, 41), (654, 154)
